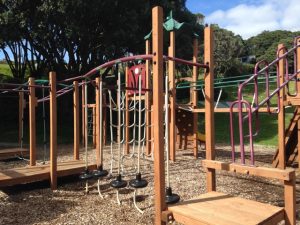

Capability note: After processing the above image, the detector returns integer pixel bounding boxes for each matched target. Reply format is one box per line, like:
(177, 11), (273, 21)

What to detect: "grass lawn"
(0, 63), (13, 77)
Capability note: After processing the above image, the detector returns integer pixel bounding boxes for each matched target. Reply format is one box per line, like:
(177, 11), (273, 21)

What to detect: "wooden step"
(0, 160), (96, 187)
(168, 192), (284, 225)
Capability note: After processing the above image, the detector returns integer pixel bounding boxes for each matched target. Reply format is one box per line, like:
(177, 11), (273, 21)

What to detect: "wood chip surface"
(0, 144), (299, 224)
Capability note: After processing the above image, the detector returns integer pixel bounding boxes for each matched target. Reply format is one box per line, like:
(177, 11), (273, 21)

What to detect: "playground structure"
(0, 5), (298, 225)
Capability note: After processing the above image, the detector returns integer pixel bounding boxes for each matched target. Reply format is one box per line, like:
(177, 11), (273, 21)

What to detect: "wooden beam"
(92, 106), (96, 147)
(95, 78), (101, 167)
(192, 107), (278, 113)
(49, 72), (57, 190)
(18, 91), (24, 146)
(202, 160), (295, 181)
(145, 39), (152, 156)
(297, 38), (300, 170)
(204, 25), (216, 192)
(29, 77), (36, 166)
(192, 38), (199, 158)
(278, 44), (286, 169)
(152, 6), (166, 225)
(284, 173), (296, 225)
(73, 81), (80, 160)
(125, 67), (130, 154)
(169, 31), (176, 162)
(99, 77), (104, 167)
(81, 82), (85, 145)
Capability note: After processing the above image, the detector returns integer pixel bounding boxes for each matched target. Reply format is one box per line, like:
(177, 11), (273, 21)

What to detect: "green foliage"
(0, 0), (201, 79)
(246, 30), (300, 62)
(206, 25), (247, 77)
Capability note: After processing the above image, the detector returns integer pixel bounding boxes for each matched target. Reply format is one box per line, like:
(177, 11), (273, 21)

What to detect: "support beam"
(278, 44), (286, 169)
(152, 6), (166, 225)
(145, 40), (152, 156)
(99, 77), (104, 167)
(204, 25), (216, 192)
(49, 72), (57, 190)
(81, 82), (85, 145)
(73, 81), (80, 160)
(125, 67), (130, 154)
(93, 106), (96, 147)
(169, 31), (176, 162)
(284, 172), (296, 225)
(18, 91), (25, 147)
(29, 77), (36, 166)
(296, 38), (300, 169)
(95, 78), (101, 167)
(192, 38), (199, 158)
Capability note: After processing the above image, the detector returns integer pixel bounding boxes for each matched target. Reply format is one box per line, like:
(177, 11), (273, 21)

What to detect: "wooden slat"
(0, 160), (96, 187)
(0, 148), (29, 159)
(168, 192), (284, 225)
(202, 160), (295, 181)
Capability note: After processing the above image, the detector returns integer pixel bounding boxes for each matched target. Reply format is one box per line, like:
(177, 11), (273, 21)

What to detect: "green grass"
(0, 63), (13, 77)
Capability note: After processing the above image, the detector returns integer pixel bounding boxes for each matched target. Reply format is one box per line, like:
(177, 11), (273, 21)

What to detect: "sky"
(186, 0), (300, 39)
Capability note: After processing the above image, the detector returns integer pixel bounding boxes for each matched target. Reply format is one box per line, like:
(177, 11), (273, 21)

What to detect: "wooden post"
(296, 38), (300, 169)
(145, 39), (152, 156)
(73, 81), (80, 160)
(93, 106), (96, 147)
(81, 82), (85, 145)
(95, 78), (101, 167)
(152, 6), (166, 225)
(18, 91), (24, 146)
(125, 67), (130, 154)
(278, 44), (286, 169)
(284, 172), (296, 225)
(168, 31), (176, 162)
(29, 77), (36, 166)
(204, 25), (216, 192)
(192, 38), (199, 158)
(49, 72), (57, 190)
(103, 92), (107, 146)
(99, 77), (104, 167)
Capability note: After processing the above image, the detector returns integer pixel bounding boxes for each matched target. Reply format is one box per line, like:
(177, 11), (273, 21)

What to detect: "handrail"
(230, 37), (300, 166)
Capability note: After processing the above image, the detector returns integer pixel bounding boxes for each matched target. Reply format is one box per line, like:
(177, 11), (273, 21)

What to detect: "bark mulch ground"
(0, 144), (299, 224)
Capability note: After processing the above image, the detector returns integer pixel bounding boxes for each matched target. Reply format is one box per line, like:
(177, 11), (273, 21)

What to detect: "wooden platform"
(0, 148), (29, 160)
(168, 192), (284, 225)
(0, 160), (96, 187)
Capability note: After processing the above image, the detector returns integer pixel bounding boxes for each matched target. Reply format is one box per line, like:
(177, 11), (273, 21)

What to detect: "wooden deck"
(168, 192), (284, 225)
(0, 160), (96, 187)
(0, 148), (29, 160)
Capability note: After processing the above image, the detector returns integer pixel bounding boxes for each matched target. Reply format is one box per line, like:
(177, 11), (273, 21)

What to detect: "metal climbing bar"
(229, 37), (300, 165)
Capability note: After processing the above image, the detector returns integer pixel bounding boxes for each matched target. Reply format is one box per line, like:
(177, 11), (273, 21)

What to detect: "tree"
(211, 25), (246, 77)
(0, 0), (200, 79)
